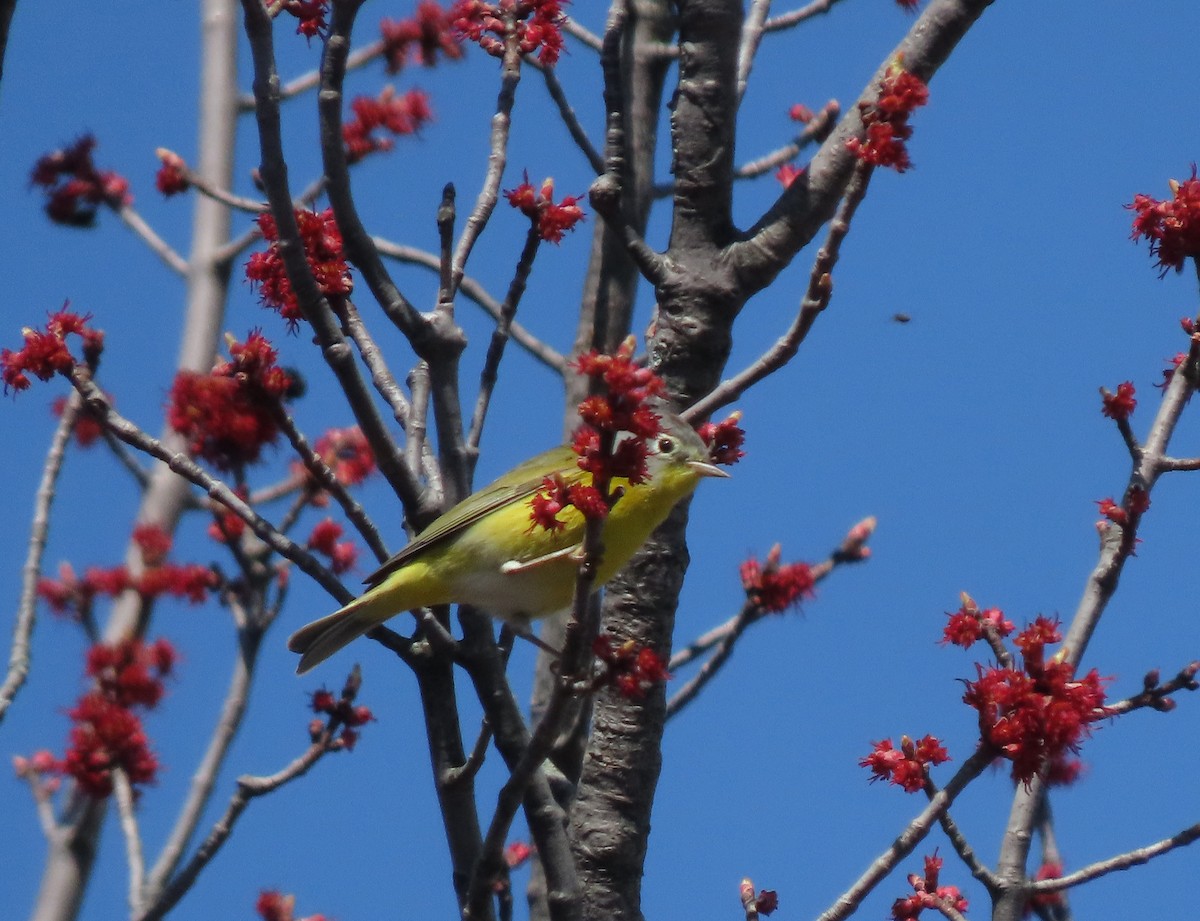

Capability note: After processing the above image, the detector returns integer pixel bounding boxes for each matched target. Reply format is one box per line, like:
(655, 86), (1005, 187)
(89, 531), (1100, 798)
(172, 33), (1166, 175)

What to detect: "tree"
(3, 2), (1200, 921)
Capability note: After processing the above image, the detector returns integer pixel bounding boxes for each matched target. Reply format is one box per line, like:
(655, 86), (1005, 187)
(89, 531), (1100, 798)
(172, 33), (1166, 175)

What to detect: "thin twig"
(238, 38), (386, 110)
(685, 160), (873, 422)
(541, 63), (605, 175)
(443, 717), (493, 788)
(762, 0), (845, 32)
(468, 226), (542, 450)
(374, 236), (565, 372)
(112, 769), (147, 916)
(114, 205), (189, 276)
(932, 799), (1001, 893)
(1028, 820), (1200, 895)
(0, 393), (77, 724)
(562, 15), (603, 52)
(736, 0), (773, 104)
(732, 100), (841, 180)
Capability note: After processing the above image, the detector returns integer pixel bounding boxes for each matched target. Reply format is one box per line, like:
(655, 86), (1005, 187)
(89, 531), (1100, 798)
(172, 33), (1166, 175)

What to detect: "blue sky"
(3, 2), (1200, 920)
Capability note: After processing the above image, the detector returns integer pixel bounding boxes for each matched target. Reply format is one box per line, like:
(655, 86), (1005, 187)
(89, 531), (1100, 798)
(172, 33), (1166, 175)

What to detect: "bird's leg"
(501, 618), (562, 658)
(498, 544), (582, 575)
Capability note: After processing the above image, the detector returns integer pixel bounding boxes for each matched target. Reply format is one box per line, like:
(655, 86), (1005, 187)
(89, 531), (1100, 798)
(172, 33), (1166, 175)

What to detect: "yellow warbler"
(288, 411), (727, 673)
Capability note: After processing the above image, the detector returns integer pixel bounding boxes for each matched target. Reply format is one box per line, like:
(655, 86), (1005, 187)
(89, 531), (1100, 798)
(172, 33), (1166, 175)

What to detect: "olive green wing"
(363, 445), (584, 589)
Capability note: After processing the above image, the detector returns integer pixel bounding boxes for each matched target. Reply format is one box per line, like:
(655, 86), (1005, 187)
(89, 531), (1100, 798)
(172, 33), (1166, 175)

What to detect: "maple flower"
(306, 519), (359, 574)
(1156, 352), (1187, 389)
(891, 853), (967, 919)
(1128, 166), (1200, 275)
(1, 307), (104, 394)
(255, 891), (296, 921)
(593, 635), (671, 699)
(278, 0), (327, 38)
(343, 87), (434, 164)
(1026, 861), (1065, 915)
(309, 672), (375, 751)
(504, 174), (585, 243)
(381, 2), (464, 72)
(295, 425), (377, 489)
(528, 338), (669, 531)
(30, 135), (131, 227)
(1100, 380), (1137, 420)
(37, 563), (131, 618)
(697, 411), (746, 466)
(52, 394), (108, 447)
(451, 0), (567, 66)
(246, 209), (352, 327)
(57, 693), (159, 797)
(753, 890), (779, 916)
(860, 735), (949, 793)
(740, 544), (815, 613)
(941, 593), (1015, 648)
(788, 103), (814, 123)
(504, 841), (534, 868)
(86, 637), (177, 709)
(155, 149), (190, 197)
(208, 486), (250, 544)
(167, 331), (294, 470)
(775, 163), (804, 188)
(961, 618), (1109, 785)
(846, 60), (929, 172)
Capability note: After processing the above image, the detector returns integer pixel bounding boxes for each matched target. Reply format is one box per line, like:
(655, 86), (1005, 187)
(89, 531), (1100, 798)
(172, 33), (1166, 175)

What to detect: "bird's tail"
(288, 585), (407, 675)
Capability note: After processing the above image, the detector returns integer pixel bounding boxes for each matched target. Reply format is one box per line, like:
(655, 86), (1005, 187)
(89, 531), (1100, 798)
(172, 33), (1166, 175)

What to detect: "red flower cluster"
(306, 519), (358, 574)
(53, 637), (177, 797)
(529, 338), (665, 531)
(962, 616), (1108, 784)
(343, 87), (434, 164)
(750, 889), (778, 917)
(133, 524), (220, 603)
(697, 411), (746, 466)
(504, 841), (533, 869)
(846, 60), (929, 172)
(504, 174), (585, 243)
(1157, 352), (1187, 390)
(891, 854), (967, 920)
(381, 2), (463, 72)
(1026, 861), (1065, 915)
(155, 149), (189, 197)
(298, 426), (377, 493)
(256, 890), (329, 921)
(941, 593), (1015, 648)
(278, 0), (327, 38)
(208, 486), (250, 544)
(1100, 380), (1137, 421)
(451, 0), (566, 65)
(51, 394), (107, 447)
(309, 680), (374, 751)
(788, 103), (814, 123)
(740, 543), (814, 613)
(167, 331), (294, 470)
(860, 734), (949, 793)
(30, 135), (130, 227)
(1, 308), (104, 394)
(1128, 167), (1200, 275)
(1095, 486), (1150, 528)
(775, 163), (804, 189)
(592, 635), (671, 699)
(246, 209), (352, 326)
(895, 0), (921, 11)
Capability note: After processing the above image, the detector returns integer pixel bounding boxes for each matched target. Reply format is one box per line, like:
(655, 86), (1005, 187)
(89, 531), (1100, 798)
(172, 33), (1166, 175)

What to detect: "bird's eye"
(657, 436), (675, 454)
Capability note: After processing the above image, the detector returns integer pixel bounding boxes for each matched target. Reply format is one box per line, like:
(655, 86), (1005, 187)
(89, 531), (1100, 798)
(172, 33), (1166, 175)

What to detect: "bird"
(287, 410), (728, 673)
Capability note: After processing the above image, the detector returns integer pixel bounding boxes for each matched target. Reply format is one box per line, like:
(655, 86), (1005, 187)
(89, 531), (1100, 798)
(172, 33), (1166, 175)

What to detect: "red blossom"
(1, 307), (104, 394)
(255, 891), (296, 921)
(754, 890), (779, 916)
(86, 638), (177, 709)
(306, 519), (359, 574)
(1100, 381), (1137, 420)
(30, 135), (131, 226)
(504, 173), (585, 243)
(58, 693), (159, 797)
(208, 486), (250, 544)
(846, 61), (928, 172)
(167, 331), (294, 470)
(891, 853), (967, 919)
(52, 394), (107, 446)
(451, 0), (566, 65)
(343, 87), (434, 164)
(133, 524), (173, 567)
(775, 163), (804, 188)
(1026, 861), (1065, 915)
(860, 735), (949, 793)
(1156, 352), (1187, 389)
(37, 563), (130, 618)
(296, 426), (377, 488)
(1128, 167), (1200, 275)
(246, 209), (352, 327)
(154, 149), (189, 197)
(381, 2), (464, 72)
(962, 628), (1109, 786)
(279, 0), (327, 38)
(593, 635), (671, 699)
(697, 411), (745, 466)
(788, 103), (813, 123)
(504, 841), (534, 868)
(740, 543), (814, 613)
(137, 563), (218, 604)
(309, 673), (375, 750)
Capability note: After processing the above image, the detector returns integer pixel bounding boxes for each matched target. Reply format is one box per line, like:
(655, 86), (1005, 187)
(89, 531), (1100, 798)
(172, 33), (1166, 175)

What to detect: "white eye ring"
(657, 436), (676, 454)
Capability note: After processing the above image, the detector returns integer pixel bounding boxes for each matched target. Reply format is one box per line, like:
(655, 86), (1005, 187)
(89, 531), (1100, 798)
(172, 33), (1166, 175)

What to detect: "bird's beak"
(688, 460), (731, 478)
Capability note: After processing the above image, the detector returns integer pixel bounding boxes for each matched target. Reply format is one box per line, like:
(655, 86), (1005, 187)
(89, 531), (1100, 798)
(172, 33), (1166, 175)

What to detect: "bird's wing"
(363, 446), (583, 589)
